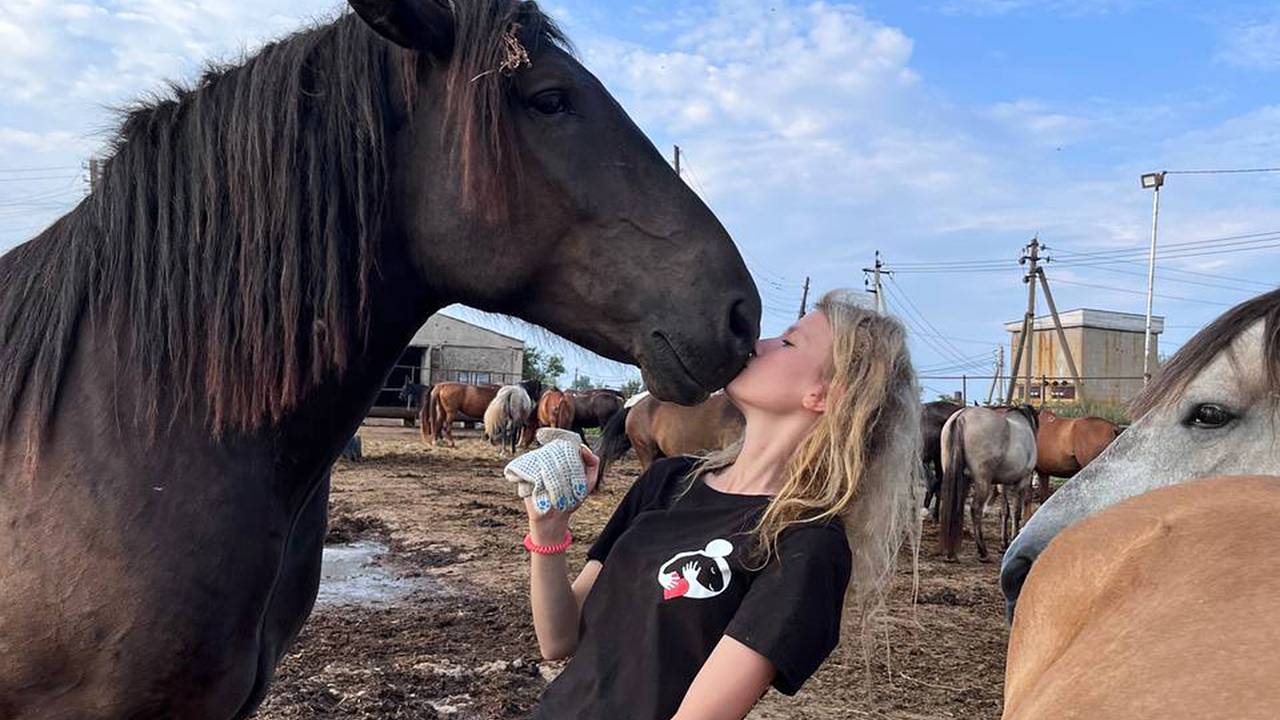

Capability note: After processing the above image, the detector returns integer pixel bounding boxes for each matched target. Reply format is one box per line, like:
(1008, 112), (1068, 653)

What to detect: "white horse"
(483, 385), (533, 455)
(1002, 288), (1280, 619)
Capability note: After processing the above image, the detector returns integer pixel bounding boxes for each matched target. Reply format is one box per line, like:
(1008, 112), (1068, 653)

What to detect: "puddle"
(316, 540), (424, 607)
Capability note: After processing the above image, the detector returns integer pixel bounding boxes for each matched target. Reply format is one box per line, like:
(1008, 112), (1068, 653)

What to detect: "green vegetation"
(522, 347), (565, 387)
(1040, 399), (1131, 426)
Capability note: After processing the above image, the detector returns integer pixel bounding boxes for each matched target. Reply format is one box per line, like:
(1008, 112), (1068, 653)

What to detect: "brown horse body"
(537, 388), (575, 430)
(566, 388), (625, 439)
(1033, 410), (1119, 502)
(424, 382), (499, 445)
(595, 391), (744, 483)
(1004, 475), (1280, 719)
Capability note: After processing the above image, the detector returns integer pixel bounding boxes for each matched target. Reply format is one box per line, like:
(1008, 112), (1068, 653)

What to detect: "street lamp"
(1140, 171), (1165, 384)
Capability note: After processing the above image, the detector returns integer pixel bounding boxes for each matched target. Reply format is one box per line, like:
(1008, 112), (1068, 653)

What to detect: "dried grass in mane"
(1131, 288), (1280, 418)
(0, 1), (564, 448)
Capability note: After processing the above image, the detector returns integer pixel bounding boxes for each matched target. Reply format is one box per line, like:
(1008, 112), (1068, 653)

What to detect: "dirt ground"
(255, 422), (1009, 720)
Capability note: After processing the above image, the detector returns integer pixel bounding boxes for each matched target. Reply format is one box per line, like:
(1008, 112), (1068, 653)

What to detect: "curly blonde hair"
(694, 289), (922, 629)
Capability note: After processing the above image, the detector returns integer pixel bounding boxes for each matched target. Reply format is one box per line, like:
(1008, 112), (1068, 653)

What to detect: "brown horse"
(424, 381), (499, 446)
(566, 388), (625, 440)
(537, 388), (576, 430)
(0, 2), (760, 717)
(594, 391), (745, 484)
(1004, 475), (1280, 719)
(1033, 410), (1120, 502)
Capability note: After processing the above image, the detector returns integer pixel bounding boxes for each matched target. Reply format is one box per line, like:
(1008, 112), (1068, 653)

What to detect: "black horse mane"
(1132, 287), (1280, 417)
(0, 2), (564, 446)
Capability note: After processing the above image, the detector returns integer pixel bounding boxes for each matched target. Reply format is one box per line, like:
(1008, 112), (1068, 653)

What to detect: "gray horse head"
(1001, 289), (1280, 620)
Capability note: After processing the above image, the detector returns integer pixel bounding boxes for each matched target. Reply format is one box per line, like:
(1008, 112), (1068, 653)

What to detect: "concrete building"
(373, 313), (524, 410)
(1003, 308), (1163, 405)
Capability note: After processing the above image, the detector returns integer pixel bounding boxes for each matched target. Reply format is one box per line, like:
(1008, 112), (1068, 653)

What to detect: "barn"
(1004, 308), (1164, 405)
(371, 314), (525, 417)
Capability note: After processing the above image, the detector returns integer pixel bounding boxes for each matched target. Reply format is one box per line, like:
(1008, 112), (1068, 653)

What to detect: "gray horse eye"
(1186, 403), (1235, 429)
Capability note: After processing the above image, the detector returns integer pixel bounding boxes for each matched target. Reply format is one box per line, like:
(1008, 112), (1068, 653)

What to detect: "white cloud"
(1218, 17), (1280, 69)
(935, 0), (1141, 16)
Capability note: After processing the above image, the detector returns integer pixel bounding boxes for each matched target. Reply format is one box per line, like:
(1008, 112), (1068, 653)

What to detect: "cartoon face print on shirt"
(657, 539), (734, 601)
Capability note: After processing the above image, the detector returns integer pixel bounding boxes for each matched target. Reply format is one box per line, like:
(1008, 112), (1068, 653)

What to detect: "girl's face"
(726, 310), (834, 416)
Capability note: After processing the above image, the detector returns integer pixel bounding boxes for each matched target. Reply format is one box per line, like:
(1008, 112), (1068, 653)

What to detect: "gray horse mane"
(1132, 288), (1280, 417)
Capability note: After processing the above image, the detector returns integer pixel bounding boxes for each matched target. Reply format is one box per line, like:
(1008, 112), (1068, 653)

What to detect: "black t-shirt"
(533, 457), (852, 720)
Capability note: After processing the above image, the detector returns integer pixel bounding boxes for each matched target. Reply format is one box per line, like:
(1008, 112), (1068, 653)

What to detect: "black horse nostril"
(727, 298), (758, 351)
(1001, 553), (1034, 623)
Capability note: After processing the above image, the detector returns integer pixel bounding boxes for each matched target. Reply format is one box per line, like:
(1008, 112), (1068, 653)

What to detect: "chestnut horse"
(1032, 410), (1119, 502)
(1004, 475), (1280, 719)
(426, 381), (499, 445)
(537, 388), (575, 430)
(0, 2), (760, 716)
(594, 391), (745, 485)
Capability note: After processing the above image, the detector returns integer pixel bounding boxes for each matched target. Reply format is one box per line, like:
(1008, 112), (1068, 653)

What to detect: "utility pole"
(1140, 172), (1165, 385)
(673, 145), (681, 177)
(1035, 266), (1084, 401)
(1007, 236), (1040, 404)
(986, 346), (1004, 405)
(862, 251), (885, 313)
(88, 157), (100, 193)
(798, 276), (810, 320)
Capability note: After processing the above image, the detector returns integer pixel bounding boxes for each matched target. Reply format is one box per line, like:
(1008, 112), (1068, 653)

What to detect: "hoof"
(978, 555), (992, 564)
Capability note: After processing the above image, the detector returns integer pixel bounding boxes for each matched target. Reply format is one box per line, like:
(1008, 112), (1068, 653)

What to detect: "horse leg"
(972, 477), (990, 562)
(444, 410), (456, 447)
(1013, 476), (1029, 538)
(1000, 485), (1011, 551)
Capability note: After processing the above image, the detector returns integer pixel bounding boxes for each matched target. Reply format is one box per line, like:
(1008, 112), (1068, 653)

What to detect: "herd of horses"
(408, 378), (627, 452)
(0, 0), (1276, 716)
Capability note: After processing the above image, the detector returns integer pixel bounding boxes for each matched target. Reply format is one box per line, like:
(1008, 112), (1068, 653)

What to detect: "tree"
(571, 374), (595, 391)
(620, 379), (643, 398)
(522, 347), (565, 387)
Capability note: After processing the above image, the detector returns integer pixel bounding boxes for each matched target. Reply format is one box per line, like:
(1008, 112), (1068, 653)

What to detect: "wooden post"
(1036, 267), (1084, 401)
(798, 276), (810, 320)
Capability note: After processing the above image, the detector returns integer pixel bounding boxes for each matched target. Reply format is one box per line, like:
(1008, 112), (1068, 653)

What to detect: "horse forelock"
(0, 1), (569, 446)
(1132, 288), (1280, 418)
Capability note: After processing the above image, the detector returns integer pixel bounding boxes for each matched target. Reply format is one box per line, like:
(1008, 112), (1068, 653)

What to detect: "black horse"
(398, 377), (430, 408)
(0, 2), (759, 717)
(921, 400), (964, 518)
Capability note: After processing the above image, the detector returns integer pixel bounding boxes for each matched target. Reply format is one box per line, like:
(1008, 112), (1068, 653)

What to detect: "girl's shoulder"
(775, 516), (852, 559)
(628, 456), (699, 509)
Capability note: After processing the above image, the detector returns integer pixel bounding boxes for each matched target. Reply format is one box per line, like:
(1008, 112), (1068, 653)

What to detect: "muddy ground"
(255, 422), (1009, 720)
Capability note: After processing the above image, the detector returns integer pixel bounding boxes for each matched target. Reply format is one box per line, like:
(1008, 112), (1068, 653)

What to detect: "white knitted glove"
(504, 428), (589, 514)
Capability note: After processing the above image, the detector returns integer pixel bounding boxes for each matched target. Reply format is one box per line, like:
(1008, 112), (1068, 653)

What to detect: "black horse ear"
(348, 0), (455, 57)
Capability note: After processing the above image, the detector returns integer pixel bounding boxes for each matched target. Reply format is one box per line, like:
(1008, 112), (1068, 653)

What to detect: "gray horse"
(483, 385), (534, 455)
(1002, 288), (1280, 619)
(939, 405), (1039, 562)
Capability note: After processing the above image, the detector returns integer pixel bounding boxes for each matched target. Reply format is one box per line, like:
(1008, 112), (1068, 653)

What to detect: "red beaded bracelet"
(523, 530), (573, 555)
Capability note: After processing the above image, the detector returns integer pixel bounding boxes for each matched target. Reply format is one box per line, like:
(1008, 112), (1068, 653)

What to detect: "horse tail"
(427, 385), (443, 442)
(420, 387), (436, 444)
(938, 414), (969, 558)
(593, 405), (632, 490)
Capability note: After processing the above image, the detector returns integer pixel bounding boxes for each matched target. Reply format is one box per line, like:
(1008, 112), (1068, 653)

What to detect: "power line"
(1164, 167), (1280, 176)
(882, 280), (973, 367)
(1047, 259), (1276, 295)
(1049, 278), (1236, 307)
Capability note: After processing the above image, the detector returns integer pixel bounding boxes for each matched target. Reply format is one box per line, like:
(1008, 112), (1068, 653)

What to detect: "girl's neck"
(705, 411), (818, 496)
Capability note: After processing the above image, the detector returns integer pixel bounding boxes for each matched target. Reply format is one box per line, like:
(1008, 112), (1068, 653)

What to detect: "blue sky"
(2, 0), (1278, 397)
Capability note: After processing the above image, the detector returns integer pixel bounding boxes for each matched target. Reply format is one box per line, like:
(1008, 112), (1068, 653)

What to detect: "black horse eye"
(529, 89), (569, 115)
(1187, 403), (1235, 429)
